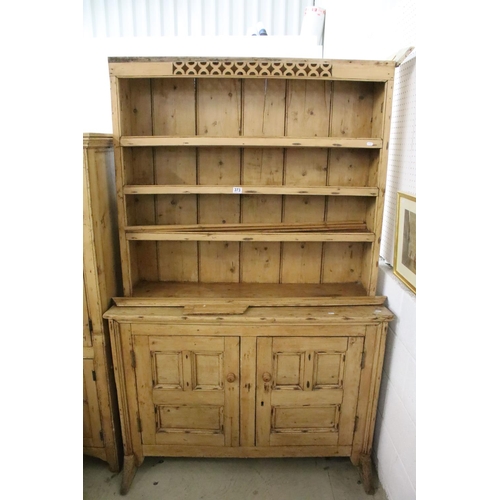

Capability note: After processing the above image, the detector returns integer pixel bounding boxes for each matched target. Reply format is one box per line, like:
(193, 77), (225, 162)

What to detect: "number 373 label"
(232, 187), (243, 194)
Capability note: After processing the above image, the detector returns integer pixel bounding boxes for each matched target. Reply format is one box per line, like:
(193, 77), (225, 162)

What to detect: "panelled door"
(134, 335), (239, 447)
(83, 282), (92, 348)
(83, 359), (103, 448)
(83, 282), (103, 450)
(256, 336), (363, 447)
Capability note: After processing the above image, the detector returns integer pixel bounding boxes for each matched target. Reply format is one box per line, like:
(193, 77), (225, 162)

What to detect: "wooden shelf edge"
(125, 222), (368, 233)
(112, 296), (388, 307)
(125, 231), (375, 242)
(104, 303), (394, 324)
(120, 136), (383, 149)
(123, 185), (379, 197)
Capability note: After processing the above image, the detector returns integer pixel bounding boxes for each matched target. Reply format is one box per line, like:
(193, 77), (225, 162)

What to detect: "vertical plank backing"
(325, 81), (376, 287)
(121, 79), (158, 283)
(281, 150), (327, 283)
(360, 242), (374, 297)
(285, 80), (331, 137)
(197, 78), (242, 282)
(240, 79), (286, 283)
(240, 150), (283, 283)
(322, 242), (366, 285)
(242, 79), (286, 137)
(331, 81), (375, 138)
(155, 148), (198, 282)
(326, 197), (368, 223)
(369, 82), (387, 139)
(283, 80), (331, 283)
(324, 196), (370, 288)
(119, 78), (153, 136)
(197, 78), (242, 136)
(110, 77), (133, 295)
(198, 148), (241, 282)
(128, 173), (157, 282)
(361, 196), (378, 292)
(325, 81), (393, 294)
(328, 149), (374, 187)
(152, 77), (198, 283)
(240, 161), (283, 266)
(367, 150), (380, 188)
(152, 78), (196, 135)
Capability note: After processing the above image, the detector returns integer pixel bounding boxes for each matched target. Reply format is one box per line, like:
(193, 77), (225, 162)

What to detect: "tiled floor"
(83, 455), (388, 499)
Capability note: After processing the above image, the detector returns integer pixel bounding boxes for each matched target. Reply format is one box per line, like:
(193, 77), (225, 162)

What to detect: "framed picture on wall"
(393, 192), (416, 293)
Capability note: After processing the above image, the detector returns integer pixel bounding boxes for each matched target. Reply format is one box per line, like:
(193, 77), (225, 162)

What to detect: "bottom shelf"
(113, 281), (386, 308)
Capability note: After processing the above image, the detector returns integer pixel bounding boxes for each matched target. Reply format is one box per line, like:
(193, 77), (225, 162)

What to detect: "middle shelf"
(123, 185), (379, 196)
(120, 136), (383, 148)
(125, 221), (373, 242)
(125, 230), (375, 242)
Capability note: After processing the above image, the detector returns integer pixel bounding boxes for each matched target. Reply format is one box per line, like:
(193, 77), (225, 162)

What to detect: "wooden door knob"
(262, 372), (272, 383)
(226, 372), (236, 383)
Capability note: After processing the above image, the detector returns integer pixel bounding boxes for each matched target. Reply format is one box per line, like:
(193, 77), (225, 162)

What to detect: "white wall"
(375, 262), (416, 499)
(317, 0), (415, 60)
(380, 51), (416, 265)
(374, 54), (416, 500)
(83, 0), (313, 38)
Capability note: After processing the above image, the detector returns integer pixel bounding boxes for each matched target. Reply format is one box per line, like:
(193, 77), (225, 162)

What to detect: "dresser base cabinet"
(104, 305), (393, 494)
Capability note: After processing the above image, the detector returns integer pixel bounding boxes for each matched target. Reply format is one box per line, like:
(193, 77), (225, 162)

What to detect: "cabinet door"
(83, 358), (103, 448)
(134, 335), (239, 447)
(83, 281), (92, 347)
(256, 337), (363, 447)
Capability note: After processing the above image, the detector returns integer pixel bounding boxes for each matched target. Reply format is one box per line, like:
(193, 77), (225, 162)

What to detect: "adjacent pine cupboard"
(83, 133), (122, 471)
(103, 57), (395, 494)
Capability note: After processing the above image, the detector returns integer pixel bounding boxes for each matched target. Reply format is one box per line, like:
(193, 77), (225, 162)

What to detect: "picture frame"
(393, 192), (416, 293)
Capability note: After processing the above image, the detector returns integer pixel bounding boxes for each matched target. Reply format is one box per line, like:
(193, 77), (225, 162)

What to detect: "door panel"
(83, 358), (102, 448)
(134, 335), (239, 447)
(256, 336), (363, 447)
(83, 281), (92, 347)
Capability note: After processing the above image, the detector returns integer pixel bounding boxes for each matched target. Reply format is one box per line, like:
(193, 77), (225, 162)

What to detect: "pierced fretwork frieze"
(173, 60), (333, 78)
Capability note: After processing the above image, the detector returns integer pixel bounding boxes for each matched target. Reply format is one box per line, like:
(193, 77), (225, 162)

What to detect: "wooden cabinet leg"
(358, 453), (375, 495)
(108, 458), (121, 474)
(120, 455), (138, 495)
